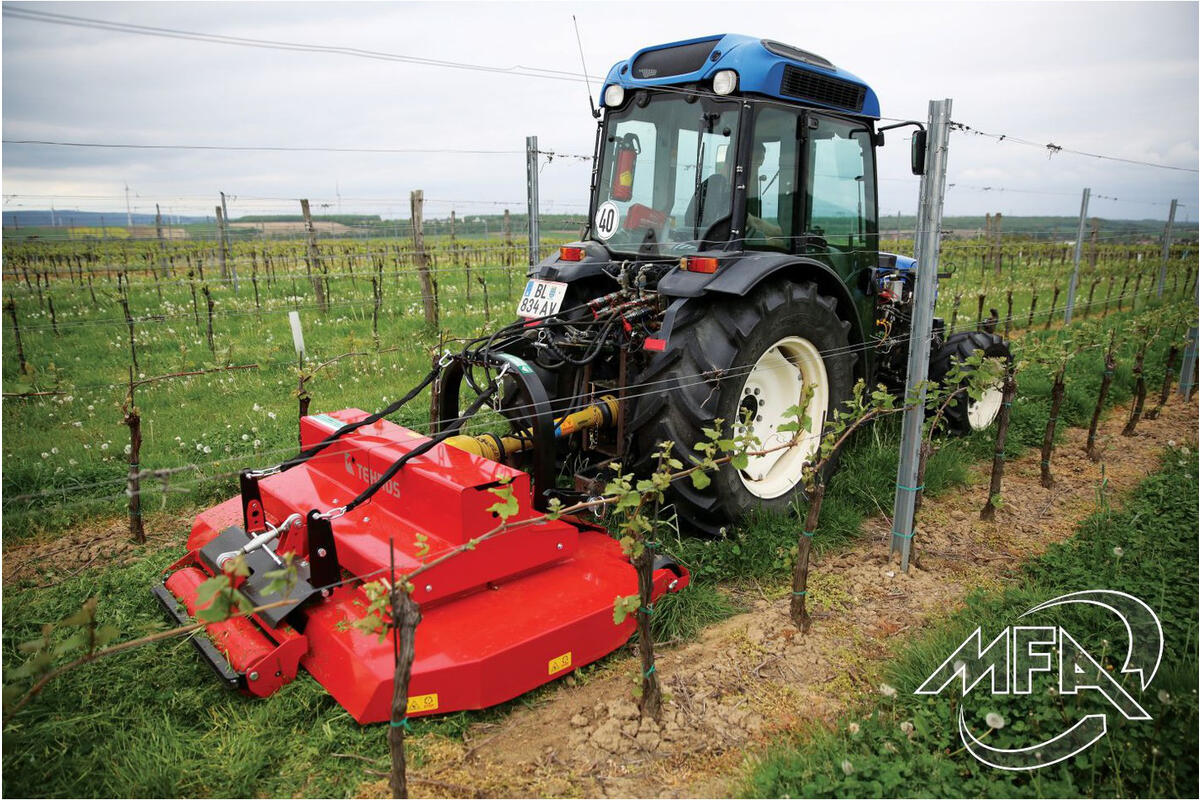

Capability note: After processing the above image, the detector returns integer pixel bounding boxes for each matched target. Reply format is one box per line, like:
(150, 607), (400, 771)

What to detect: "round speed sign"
(594, 201), (620, 241)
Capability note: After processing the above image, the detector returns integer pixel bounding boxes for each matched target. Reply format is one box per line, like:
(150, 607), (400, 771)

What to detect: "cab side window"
(804, 115), (876, 252)
(746, 108), (800, 251)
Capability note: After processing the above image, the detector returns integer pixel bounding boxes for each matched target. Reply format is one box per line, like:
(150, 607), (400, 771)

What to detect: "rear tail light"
(559, 246), (586, 262)
(680, 256), (720, 274)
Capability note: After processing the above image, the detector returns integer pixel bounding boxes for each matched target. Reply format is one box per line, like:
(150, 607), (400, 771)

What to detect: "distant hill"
(3, 210), (1193, 244)
(883, 215), (1197, 243)
(2, 209), (205, 227)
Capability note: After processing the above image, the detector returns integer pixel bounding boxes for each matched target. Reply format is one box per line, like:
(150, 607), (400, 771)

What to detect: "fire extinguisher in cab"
(611, 133), (640, 202)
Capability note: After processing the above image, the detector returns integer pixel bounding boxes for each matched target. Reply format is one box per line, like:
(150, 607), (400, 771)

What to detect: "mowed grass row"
(1, 234), (1195, 541)
(744, 447), (1199, 799)
(0, 295), (1192, 797)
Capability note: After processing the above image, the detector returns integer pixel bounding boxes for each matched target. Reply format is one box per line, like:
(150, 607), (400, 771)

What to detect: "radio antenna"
(572, 15), (600, 119)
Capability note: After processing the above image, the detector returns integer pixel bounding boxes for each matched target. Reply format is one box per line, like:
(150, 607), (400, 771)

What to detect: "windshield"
(591, 91), (740, 255)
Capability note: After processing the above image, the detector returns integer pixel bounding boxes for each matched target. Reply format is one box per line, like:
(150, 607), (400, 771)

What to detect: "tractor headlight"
(712, 70), (738, 95)
(603, 84), (625, 107)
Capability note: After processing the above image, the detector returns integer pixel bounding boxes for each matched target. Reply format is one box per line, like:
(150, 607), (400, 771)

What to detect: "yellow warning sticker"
(548, 652), (573, 675)
(406, 693), (439, 713)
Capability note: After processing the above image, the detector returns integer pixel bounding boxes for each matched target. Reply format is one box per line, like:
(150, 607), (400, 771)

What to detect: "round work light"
(712, 70), (738, 95)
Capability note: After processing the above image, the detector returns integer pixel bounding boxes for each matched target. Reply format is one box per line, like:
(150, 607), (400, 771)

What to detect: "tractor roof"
(601, 33), (880, 119)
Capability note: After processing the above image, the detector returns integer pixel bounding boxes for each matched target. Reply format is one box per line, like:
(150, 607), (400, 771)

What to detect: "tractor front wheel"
(629, 281), (855, 535)
(928, 331), (1011, 434)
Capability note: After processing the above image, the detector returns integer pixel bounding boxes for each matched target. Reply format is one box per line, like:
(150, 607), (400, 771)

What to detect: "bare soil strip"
(357, 398), (1197, 798)
(2, 510), (191, 587)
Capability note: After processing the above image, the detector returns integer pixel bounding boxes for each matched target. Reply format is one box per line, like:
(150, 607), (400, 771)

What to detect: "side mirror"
(911, 130), (927, 176)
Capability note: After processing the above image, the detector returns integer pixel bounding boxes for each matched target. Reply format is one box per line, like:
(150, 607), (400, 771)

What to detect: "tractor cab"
(589, 34), (883, 262)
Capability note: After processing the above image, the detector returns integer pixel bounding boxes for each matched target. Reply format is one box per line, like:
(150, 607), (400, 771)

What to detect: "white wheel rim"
(968, 382), (1004, 430)
(736, 335), (829, 499)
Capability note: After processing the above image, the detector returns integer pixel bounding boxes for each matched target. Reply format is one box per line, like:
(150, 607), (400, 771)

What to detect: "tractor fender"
(655, 253), (869, 376)
(531, 241), (613, 284)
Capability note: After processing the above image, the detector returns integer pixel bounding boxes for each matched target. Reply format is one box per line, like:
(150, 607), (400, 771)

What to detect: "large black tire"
(928, 331), (1011, 434)
(629, 281), (856, 535)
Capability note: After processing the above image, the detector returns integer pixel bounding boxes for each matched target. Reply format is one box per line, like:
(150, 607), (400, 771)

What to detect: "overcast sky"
(3, 1), (1197, 225)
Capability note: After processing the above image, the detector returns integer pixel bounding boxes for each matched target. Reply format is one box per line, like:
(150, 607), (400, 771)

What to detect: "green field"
(1, 232), (1193, 539)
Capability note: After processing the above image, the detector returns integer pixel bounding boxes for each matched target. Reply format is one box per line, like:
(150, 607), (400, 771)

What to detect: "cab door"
(799, 112), (878, 312)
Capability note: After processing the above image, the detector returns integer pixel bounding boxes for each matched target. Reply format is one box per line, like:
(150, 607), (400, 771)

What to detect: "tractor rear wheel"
(629, 281), (855, 535)
(928, 331), (1011, 434)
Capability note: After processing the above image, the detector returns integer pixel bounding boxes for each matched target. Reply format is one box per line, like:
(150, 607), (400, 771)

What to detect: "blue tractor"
(438, 34), (1009, 534)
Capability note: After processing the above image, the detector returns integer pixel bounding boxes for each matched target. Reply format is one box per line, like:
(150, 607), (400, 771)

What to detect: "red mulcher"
(155, 398), (689, 724)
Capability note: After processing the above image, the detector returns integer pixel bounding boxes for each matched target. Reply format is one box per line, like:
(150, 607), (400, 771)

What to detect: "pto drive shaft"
(443, 395), (619, 462)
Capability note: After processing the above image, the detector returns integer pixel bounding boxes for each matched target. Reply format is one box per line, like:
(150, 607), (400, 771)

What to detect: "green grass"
(743, 446), (1199, 799)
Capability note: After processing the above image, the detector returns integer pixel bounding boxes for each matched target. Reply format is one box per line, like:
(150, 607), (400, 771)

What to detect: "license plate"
(516, 279), (568, 319)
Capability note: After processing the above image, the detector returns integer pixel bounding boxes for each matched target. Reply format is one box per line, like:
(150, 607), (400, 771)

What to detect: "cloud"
(3, 1), (1196, 222)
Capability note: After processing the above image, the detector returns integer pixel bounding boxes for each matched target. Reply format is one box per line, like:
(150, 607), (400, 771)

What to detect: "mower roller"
(157, 33), (1012, 721)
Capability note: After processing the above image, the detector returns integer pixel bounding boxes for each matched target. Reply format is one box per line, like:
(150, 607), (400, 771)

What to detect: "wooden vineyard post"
(980, 372), (1018, 521)
(215, 205), (229, 280)
(410, 190), (439, 330)
(300, 199), (328, 313)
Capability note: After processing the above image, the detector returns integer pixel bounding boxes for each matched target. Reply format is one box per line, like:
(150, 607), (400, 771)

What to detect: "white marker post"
(288, 310), (306, 365)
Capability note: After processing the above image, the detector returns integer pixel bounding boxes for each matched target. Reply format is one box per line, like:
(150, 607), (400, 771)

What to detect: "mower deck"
(156, 410), (687, 723)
